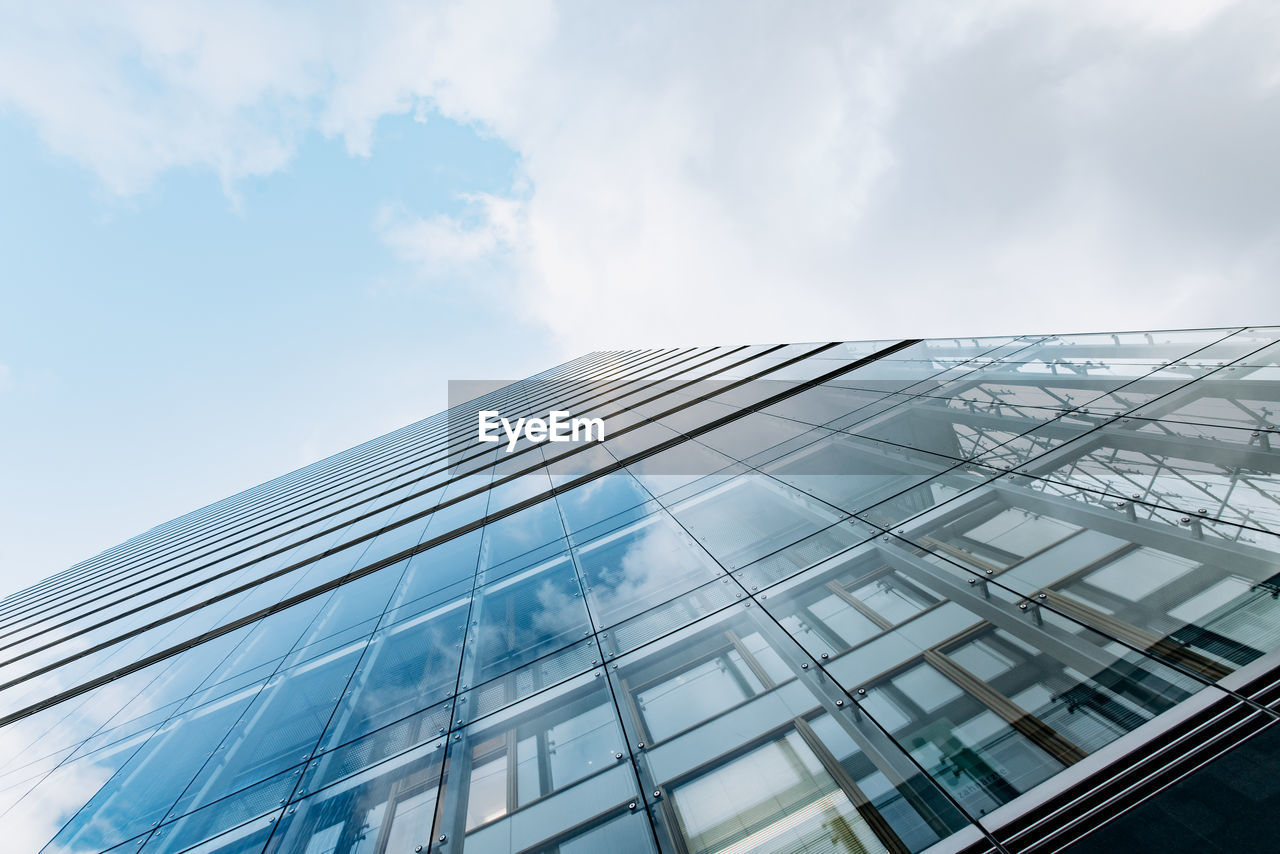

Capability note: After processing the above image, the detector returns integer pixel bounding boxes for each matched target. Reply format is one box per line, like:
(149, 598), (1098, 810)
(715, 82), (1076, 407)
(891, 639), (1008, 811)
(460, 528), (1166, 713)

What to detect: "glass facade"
(4, 328), (1280, 853)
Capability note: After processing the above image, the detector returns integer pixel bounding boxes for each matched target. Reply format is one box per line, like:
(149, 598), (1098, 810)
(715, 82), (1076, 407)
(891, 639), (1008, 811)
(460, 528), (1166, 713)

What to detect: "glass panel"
(610, 604), (971, 852)
(761, 433), (959, 516)
(759, 535), (1212, 819)
(44, 687), (262, 852)
(671, 730), (889, 854)
(480, 502), (567, 574)
(437, 672), (640, 853)
(669, 476), (845, 569)
(896, 484), (1280, 680)
(556, 474), (654, 537)
(574, 512), (722, 627)
(319, 598), (467, 751)
(165, 643), (361, 821)
(466, 555), (591, 685)
(268, 733), (446, 854)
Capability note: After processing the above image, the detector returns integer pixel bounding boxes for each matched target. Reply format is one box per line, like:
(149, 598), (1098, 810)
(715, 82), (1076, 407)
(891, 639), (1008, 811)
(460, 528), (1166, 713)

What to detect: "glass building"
(4, 328), (1280, 854)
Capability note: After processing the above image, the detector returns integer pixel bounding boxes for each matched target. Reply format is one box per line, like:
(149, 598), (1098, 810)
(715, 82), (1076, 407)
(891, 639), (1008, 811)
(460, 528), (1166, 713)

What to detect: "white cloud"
(1, 0), (1276, 348)
(376, 192), (526, 277)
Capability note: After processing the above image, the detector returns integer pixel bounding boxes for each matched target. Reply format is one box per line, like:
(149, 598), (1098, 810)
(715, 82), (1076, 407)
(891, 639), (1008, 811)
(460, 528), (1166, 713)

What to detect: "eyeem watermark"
(478, 410), (605, 452)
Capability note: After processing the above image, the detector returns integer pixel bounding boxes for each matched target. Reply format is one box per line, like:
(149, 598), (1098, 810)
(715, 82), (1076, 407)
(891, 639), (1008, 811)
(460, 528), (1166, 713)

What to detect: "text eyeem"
(478, 410), (606, 452)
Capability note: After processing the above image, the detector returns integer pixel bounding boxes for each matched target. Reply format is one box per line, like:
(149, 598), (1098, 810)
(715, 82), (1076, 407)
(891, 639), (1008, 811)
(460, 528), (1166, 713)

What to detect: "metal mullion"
(1039, 590), (1231, 681)
(923, 647), (1087, 766)
(724, 629), (776, 691)
(791, 714), (912, 854)
(824, 580), (894, 631)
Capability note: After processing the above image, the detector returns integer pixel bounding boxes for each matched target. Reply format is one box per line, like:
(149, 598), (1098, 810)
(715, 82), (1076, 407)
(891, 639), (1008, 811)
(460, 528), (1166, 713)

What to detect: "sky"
(0, 0), (1277, 599)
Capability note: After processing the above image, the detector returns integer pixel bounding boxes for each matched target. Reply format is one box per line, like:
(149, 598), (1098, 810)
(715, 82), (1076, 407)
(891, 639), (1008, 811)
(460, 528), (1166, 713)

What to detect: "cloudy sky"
(0, 0), (1277, 598)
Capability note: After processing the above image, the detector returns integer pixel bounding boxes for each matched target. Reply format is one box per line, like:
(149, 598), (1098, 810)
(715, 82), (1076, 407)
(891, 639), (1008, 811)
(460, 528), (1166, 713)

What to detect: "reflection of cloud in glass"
(531, 579), (584, 639)
(0, 666), (167, 853)
(2, 657), (157, 776)
(565, 475), (610, 505)
(10, 758), (115, 854)
(331, 612), (464, 743)
(472, 571), (587, 679)
(585, 519), (712, 623)
(486, 503), (564, 560)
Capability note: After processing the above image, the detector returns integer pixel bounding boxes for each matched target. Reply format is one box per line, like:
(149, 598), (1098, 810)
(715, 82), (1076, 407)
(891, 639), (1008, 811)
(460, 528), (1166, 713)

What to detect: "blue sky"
(0, 110), (556, 594)
(1, 1), (1277, 596)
